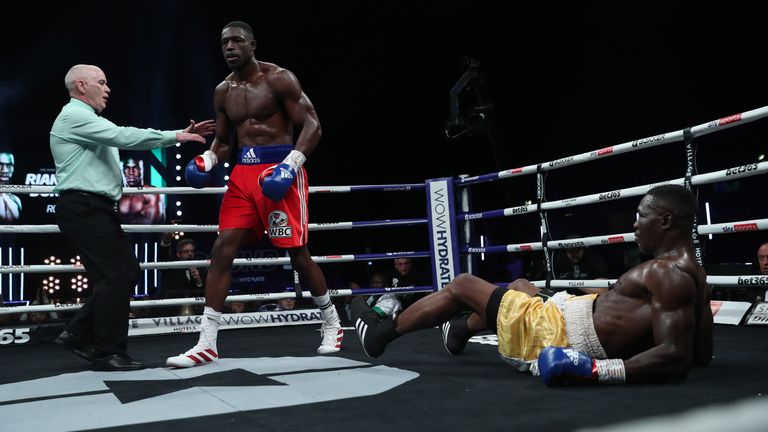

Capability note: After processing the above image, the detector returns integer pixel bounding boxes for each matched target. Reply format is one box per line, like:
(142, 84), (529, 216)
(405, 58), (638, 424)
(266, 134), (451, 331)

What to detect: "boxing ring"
(1, 105), (768, 431)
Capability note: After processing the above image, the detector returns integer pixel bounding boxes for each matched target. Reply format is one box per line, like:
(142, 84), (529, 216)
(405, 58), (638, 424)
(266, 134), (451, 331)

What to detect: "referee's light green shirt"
(50, 98), (180, 201)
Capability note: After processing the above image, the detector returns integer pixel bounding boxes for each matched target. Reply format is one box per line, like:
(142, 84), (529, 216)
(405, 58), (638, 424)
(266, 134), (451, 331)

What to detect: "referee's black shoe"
(55, 330), (97, 363)
(93, 354), (145, 372)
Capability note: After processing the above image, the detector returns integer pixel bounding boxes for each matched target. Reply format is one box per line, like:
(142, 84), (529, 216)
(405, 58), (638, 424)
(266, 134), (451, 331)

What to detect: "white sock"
(313, 293), (339, 324)
(199, 306), (222, 349)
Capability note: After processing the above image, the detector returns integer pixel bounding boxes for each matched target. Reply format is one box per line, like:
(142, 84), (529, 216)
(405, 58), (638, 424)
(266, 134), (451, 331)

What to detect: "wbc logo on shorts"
(268, 210), (292, 238)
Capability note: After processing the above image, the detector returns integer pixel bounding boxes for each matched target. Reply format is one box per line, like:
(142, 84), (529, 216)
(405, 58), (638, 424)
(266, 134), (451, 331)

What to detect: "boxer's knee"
(442, 273), (475, 299)
(209, 238), (238, 271)
(508, 278), (538, 296)
(449, 273), (479, 292)
(287, 247), (314, 272)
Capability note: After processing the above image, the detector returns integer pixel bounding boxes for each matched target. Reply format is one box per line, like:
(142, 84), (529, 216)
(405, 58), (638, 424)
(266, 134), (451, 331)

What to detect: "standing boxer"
(167, 21), (342, 368)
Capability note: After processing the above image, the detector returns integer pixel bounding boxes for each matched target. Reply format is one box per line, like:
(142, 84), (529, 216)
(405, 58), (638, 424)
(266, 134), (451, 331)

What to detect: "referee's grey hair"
(64, 64), (96, 93)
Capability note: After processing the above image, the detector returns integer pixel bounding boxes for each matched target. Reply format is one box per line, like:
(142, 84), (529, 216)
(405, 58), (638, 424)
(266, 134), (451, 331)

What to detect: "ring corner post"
(425, 178), (461, 291)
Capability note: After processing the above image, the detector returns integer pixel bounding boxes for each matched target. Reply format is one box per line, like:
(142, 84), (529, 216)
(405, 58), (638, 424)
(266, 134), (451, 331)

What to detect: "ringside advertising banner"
(129, 309), (323, 336)
(0, 309), (323, 346)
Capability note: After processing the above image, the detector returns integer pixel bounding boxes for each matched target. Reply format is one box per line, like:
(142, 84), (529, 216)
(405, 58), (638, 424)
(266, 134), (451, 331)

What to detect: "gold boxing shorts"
(495, 290), (601, 371)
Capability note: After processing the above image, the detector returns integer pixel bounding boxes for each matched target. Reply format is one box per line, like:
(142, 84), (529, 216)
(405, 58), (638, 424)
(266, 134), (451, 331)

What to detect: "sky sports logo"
(591, 147), (614, 157)
(721, 223), (758, 233)
(707, 113), (743, 128)
(718, 113), (742, 126)
(601, 236), (625, 244)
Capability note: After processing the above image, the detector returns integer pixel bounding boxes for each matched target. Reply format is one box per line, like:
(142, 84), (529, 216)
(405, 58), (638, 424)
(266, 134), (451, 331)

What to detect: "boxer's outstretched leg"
(352, 273), (498, 358)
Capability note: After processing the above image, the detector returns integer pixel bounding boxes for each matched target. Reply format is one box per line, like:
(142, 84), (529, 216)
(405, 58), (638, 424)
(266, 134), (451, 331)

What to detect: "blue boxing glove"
(261, 150), (306, 201)
(185, 150), (218, 189)
(538, 346), (626, 386)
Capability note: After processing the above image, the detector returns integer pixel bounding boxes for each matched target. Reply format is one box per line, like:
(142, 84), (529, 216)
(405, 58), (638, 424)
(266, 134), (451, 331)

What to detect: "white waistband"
(563, 297), (607, 359)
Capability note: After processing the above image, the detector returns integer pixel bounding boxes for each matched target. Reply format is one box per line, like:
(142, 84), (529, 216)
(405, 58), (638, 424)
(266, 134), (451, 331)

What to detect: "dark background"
(1, 1), (767, 299)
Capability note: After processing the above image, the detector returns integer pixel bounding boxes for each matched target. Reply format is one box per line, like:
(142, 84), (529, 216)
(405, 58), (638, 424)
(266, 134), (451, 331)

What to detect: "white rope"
(697, 219), (768, 235)
(530, 279), (616, 289)
(0, 186), (228, 195)
(0, 255), (363, 274)
(0, 224), (219, 234)
(491, 161), (767, 217)
(3, 218), (763, 274)
(0, 184), (414, 195)
(1, 276), (762, 315)
(528, 276), (768, 289)
(465, 218), (768, 254)
(0, 287), (438, 315)
(0, 291), (305, 314)
(490, 105), (768, 180)
(3, 106), (766, 313)
(476, 232), (636, 253)
(0, 222), (360, 234)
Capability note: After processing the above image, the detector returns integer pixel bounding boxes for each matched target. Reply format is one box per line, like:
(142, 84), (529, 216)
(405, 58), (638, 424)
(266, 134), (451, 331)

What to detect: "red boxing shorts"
(219, 145), (308, 248)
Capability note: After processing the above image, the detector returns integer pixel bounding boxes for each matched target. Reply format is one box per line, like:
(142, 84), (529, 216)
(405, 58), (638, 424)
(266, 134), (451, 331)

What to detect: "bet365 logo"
(0, 328), (31, 345)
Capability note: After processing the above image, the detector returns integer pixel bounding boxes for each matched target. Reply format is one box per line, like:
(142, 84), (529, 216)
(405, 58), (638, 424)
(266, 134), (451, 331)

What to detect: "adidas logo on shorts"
(240, 148), (261, 164)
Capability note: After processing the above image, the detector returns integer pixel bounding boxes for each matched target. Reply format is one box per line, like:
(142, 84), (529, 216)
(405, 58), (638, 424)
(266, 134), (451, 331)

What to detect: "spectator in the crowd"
(364, 272), (394, 317)
(0, 292), (7, 325)
(328, 272), (358, 325)
(757, 242), (768, 275)
(128, 296), (142, 320)
(743, 241), (768, 302)
(229, 301), (247, 314)
(366, 260), (429, 319)
(336, 279), (360, 325)
(258, 297), (297, 312)
(554, 234), (610, 295)
(389, 257), (429, 309)
(20, 302), (55, 325)
(390, 258), (419, 288)
(369, 272), (388, 289)
(19, 290), (60, 324)
(158, 239), (206, 315)
(278, 298), (297, 311)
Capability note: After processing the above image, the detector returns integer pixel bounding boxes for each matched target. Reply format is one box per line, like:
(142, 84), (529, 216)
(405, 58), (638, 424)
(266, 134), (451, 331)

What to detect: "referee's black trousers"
(55, 191), (140, 356)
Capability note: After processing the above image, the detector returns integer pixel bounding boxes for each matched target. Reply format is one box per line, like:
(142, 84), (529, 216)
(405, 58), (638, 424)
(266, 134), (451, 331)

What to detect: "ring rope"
(524, 277), (768, 289)
(0, 286), (435, 315)
(463, 219), (768, 254)
(452, 101), (765, 300)
(457, 161), (768, 222)
(0, 217), (429, 234)
(7, 274), (766, 316)
(456, 105), (768, 186)
(2, 107), (764, 314)
(0, 183), (426, 195)
(0, 250), (432, 274)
